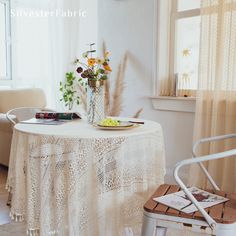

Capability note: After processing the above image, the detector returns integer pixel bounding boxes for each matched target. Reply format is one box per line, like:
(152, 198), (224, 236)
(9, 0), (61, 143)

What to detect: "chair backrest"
(0, 88), (46, 113)
(6, 107), (42, 125)
(173, 134), (236, 228)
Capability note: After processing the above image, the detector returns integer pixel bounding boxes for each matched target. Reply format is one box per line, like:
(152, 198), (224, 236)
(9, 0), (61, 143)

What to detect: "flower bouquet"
(75, 43), (112, 123)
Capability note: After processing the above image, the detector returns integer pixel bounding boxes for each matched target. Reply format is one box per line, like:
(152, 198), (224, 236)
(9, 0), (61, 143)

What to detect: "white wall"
(79, 0), (98, 54)
(98, 0), (195, 182)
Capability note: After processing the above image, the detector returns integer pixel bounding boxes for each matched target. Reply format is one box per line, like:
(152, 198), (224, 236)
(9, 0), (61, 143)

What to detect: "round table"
(7, 118), (165, 236)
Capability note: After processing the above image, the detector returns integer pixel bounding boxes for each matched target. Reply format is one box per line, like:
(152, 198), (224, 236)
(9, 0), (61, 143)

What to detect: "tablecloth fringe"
(27, 229), (40, 236)
(10, 212), (40, 236)
(5, 182), (11, 192)
(10, 211), (24, 222)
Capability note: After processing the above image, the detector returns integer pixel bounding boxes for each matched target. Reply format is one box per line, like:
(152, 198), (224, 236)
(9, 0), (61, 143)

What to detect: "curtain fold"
(157, 0), (173, 96)
(48, 0), (81, 109)
(158, 0), (197, 97)
(189, 0), (236, 192)
(12, 0), (81, 109)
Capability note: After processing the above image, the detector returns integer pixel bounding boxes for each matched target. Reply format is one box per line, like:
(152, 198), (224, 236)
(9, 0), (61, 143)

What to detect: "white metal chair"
(6, 107), (55, 125)
(142, 134), (236, 236)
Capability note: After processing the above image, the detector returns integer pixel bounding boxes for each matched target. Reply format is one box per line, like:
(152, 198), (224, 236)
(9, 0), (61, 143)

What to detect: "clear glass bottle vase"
(87, 79), (105, 124)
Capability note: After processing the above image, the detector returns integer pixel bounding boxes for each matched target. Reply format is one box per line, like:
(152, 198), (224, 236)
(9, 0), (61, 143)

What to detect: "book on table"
(153, 187), (229, 214)
(20, 112), (81, 125)
(35, 112), (81, 120)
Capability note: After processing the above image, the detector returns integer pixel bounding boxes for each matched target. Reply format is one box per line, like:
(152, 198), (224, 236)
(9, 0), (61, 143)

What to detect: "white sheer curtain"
(11, 0), (81, 109)
(189, 0), (236, 192)
(48, 0), (81, 109)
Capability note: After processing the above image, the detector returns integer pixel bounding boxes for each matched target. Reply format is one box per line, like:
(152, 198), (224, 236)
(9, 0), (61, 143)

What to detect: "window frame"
(154, 0), (200, 97)
(0, 0), (12, 83)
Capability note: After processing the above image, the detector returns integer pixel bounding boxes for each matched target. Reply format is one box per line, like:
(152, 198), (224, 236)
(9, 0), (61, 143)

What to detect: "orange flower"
(103, 62), (112, 72)
(87, 58), (96, 66)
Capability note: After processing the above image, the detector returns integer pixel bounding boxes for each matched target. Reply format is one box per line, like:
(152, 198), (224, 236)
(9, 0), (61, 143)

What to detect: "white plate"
(94, 121), (136, 130)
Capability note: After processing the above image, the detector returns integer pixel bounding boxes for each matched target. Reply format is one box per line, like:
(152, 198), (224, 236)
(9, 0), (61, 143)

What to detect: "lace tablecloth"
(6, 119), (165, 236)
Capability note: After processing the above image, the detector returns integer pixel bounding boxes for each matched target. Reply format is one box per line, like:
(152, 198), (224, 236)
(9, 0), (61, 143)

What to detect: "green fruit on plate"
(99, 118), (120, 126)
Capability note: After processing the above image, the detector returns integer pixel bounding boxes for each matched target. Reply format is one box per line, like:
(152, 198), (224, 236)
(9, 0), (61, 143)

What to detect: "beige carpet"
(0, 165), (26, 235)
(0, 165), (10, 226)
(0, 222), (26, 236)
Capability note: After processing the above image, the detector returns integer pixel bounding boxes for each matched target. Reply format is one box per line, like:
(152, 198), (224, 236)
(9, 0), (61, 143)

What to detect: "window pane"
(15, 7), (50, 86)
(178, 0), (200, 11)
(175, 16), (201, 91)
(0, 2), (7, 78)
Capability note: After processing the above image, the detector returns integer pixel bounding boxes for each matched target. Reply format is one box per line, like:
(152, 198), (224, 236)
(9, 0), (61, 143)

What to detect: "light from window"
(176, 16), (200, 91)
(0, 2), (7, 78)
(178, 0), (200, 11)
(0, 0), (11, 81)
(15, 6), (50, 87)
(173, 0), (201, 96)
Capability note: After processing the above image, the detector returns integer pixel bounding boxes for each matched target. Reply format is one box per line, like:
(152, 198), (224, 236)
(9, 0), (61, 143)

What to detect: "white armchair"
(0, 88), (47, 166)
(142, 134), (236, 236)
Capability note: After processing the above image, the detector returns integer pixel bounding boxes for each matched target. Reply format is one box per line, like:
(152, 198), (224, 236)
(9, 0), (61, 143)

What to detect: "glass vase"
(87, 79), (105, 124)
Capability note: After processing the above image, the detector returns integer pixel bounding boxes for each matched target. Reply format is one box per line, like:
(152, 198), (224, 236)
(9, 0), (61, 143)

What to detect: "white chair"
(0, 88), (47, 166)
(6, 107), (55, 125)
(142, 134), (236, 236)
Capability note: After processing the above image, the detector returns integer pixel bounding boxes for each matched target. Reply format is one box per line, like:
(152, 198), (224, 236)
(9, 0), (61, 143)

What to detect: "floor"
(0, 165), (11, 225)
(0, 165), (26, 235)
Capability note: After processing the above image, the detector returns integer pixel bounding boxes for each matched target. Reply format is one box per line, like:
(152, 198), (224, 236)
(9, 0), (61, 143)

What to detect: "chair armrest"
(192, 134), (236, 191)
(6, 111), (17, 125)
(41, 108), (56, 112)
(6, 107), (56, 126)
(174, 149), (236, 229)
(0, 113), (16, 133)
(193, 134), (236, 157)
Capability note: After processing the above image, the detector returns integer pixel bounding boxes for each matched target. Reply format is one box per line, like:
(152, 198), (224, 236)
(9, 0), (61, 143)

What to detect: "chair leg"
(141, 214), (157, 236)
(156, 226), (167, 236)
(216, 223), (236, 236)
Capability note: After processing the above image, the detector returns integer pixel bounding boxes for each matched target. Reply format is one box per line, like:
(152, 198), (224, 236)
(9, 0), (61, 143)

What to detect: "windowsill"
(150, 96), (196, 113)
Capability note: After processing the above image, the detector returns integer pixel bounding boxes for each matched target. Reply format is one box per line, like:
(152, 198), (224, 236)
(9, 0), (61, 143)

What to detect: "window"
(173, 0), (200, 96)
(156, 0), (201, 97)
(14, 5), (50, 87)
(0, 0), (11, 80)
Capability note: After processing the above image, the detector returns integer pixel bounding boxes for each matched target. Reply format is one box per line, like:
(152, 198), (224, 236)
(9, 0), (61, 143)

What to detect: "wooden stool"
(142, 184), (236, 236)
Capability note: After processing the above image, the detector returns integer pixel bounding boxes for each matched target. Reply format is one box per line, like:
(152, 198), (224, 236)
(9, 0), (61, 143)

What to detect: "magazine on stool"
(153, 187), (229, 214)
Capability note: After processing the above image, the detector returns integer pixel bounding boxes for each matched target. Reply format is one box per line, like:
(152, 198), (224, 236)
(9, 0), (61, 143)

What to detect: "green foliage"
(60, 72), (80, 110)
